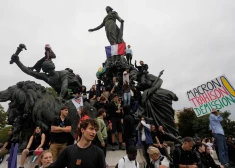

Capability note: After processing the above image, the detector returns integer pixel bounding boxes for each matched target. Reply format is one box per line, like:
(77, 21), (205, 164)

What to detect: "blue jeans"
(124, 92), (131, 105)
(214, 133), (229, 165)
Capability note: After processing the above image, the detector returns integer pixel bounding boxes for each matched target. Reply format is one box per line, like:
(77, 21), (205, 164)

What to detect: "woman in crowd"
(35, 150), (53, 168)
(81, 86), (87, 99)
(76, 107), (90, 141)
(79, 107), (89, 123)
(205, 138), (214, 150)
(29, 44), (56, 72)
(19, 126), (46, 168)
(204, 145), (220, 168)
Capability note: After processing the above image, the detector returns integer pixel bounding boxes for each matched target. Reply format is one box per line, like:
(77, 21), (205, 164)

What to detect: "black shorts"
(111, 118), (123, 133)
(126, 53), (132, 59)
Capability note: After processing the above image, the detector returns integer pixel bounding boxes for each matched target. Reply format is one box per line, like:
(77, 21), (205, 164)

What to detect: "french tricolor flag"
(105, 42), (126, 58)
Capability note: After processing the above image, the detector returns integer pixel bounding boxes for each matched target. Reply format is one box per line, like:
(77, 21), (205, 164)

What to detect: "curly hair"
(79, 119), (99, 136)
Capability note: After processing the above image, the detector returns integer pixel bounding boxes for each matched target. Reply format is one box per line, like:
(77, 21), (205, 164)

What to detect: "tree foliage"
(177, 108), (235, 138)
(0, 104), (7, 129)
(177, 108), (196, 137)
(0, 126), (12, 143)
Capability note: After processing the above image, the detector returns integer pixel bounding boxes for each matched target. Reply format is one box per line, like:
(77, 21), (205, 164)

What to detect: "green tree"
(192, 114), (211, 137)
(220, 111), (235, 136)
(178, 108), (235, 137)
(177, 108), (196, 137)
(46, 87), (57, 97)
(0, 104), (7, 129)
(0, 126), (11, 143)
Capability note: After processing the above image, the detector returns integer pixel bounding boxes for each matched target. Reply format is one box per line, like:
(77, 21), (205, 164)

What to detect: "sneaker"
(224, 163), (231, 168)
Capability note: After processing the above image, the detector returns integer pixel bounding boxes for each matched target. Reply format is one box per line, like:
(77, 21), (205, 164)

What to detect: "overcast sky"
(0, 0), (235, 119)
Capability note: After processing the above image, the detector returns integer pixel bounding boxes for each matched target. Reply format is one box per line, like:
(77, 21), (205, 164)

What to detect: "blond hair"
(147, 146), (160, 156)
(40, 150), (53, 160)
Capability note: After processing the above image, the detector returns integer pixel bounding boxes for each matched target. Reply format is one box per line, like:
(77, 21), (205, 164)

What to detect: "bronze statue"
(88, 6), (124, 45)
(130, 70), (179, 137)
(0, 81), (96, 150)
(10, 44), (82, 99)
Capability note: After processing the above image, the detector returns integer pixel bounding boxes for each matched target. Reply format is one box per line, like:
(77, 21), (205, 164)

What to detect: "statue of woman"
(88, 6), (124, 45)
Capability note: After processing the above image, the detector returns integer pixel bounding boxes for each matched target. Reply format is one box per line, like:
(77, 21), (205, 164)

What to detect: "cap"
(123, 71), (127, 74)
(45, 44), (51, 48)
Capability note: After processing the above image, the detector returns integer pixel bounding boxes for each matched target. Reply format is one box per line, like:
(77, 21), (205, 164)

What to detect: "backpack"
(149, 155), (167, 168)
(115, 157), (137, 168)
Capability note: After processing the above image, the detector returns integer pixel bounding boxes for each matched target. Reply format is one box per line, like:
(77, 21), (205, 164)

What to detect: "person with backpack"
(173, 137), (198, 168)
(147, 146), (170, 168)
(47, 119), (106, 168)
(116, 146), (139, 168)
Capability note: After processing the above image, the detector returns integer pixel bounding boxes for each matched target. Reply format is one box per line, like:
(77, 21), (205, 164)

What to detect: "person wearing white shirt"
(118, 146), (139, 168)
(125, 44), (133, 65)
(147, 146), (170, 168)
(137, 117), (152, 167)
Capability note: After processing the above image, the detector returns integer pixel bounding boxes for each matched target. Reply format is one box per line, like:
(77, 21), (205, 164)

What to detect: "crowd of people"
(0, 44), (235, 168)
(0, 85), (234, 168)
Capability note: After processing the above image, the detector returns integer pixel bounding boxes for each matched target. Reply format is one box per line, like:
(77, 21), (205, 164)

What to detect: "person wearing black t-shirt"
(50, 106), (71, 161)
(173, 137), (198, 168)
(19, 126), (46, 168)
(0, 128), (14, 157)
(47, 118), (106, 168)
(149, 125), (171, 162)
(108, 94), (124, 150)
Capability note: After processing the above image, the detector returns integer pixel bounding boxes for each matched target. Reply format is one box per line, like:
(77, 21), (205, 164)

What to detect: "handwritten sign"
(186, 75), (235, 117)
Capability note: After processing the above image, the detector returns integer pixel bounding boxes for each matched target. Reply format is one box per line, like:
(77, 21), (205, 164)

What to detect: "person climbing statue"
(28, 44), (56, 72)
(135, 60), (149, 86)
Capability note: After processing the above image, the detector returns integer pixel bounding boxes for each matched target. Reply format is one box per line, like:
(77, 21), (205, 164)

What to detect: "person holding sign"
(209, 108), (231, 168)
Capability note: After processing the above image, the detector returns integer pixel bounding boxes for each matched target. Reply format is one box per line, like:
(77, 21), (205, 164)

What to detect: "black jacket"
(123, 114), (135, 142)
(203, 153), (220, 168)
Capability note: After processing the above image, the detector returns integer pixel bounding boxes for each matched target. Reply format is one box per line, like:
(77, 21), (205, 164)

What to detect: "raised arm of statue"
(145, 77), (163, 99)
(14, 56), (48, 82)
(59, 71), (69, 99)
(88, 22), (105, 32)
